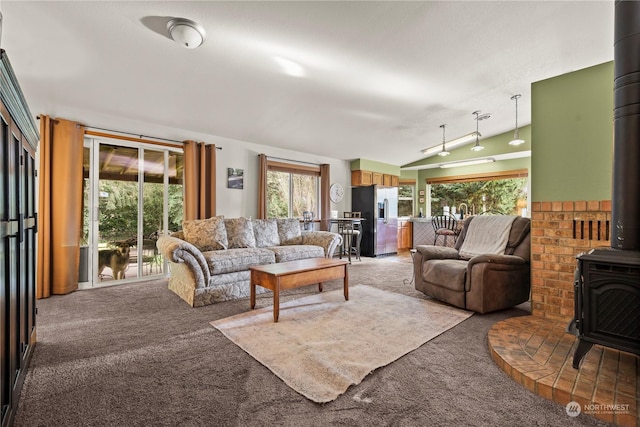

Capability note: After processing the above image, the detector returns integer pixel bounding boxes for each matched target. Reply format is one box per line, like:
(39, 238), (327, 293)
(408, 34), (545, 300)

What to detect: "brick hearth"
(488, 199), (639, 426)
(488, 316), (638, 426)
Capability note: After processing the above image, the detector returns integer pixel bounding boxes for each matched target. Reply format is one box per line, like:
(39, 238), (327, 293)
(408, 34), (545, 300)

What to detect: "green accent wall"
(350, 159), (401, 175)
(399, 170), (419, 181)
(531, 62), (613, 202)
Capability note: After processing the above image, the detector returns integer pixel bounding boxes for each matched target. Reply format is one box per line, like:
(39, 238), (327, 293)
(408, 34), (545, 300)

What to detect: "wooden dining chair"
(431, 214), (460, 247)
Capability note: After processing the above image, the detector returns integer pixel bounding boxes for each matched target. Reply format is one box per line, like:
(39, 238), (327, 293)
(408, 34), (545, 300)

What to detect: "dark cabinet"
(0, 50), (39, 427)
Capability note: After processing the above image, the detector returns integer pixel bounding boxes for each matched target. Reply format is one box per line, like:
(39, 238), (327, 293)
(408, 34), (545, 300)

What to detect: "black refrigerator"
(351, 185), (398, 257)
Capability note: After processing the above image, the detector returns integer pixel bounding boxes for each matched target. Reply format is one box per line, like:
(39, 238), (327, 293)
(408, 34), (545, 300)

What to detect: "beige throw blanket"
(458, 215), (518, 259)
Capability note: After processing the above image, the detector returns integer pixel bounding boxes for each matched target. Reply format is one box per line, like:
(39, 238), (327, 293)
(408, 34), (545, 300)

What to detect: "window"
(267, 161), (320, 219)
(428, 170), (528, 217)
(398, 184), (414, 217)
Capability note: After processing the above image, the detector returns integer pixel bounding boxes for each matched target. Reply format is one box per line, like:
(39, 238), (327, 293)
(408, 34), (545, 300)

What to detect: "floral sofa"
(156, 217), (343, 307)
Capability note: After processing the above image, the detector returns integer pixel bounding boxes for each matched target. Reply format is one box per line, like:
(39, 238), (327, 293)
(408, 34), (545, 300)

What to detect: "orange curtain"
(320, 164), (330, 231)
(183, 141), (216, 220)
(37, 116), (85, 298)
(257, 154), (268, 219)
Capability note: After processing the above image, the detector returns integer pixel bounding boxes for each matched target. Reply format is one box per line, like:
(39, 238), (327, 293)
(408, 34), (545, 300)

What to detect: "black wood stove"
(572, 249), (640, 368)
(570, 0), (640, 368)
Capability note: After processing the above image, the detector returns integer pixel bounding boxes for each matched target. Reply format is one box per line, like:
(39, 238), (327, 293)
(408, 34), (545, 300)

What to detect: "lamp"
(167, 18), (206, 49)
(470, 111), (490, 151)
(437, 124), (450, 157)
(421, 131), (480, 156)
(439, 158), (495, 169)
(509, 94), (525, 146)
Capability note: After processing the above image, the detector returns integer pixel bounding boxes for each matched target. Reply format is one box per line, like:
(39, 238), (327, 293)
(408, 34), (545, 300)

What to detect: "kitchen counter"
(408, 217), (435, 247)
(408, 217), (432, 222)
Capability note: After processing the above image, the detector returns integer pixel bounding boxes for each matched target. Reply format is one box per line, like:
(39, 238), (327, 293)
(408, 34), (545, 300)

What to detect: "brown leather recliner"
(413, 216), (531, 313)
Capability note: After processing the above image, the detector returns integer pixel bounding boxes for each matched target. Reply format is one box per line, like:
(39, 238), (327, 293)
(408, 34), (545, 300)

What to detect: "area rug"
(210, 284), (473, 403)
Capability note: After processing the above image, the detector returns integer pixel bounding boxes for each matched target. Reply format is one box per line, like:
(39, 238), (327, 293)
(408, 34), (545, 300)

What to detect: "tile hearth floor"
(488, 316), (639, 427)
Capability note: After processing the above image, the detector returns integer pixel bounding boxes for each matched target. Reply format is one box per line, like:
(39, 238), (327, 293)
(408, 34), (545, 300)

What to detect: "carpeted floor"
(15, 255), (610, 427)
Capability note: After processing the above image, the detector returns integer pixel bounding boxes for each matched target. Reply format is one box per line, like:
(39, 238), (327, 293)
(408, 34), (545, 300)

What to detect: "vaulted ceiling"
(1, 1), (613, 166)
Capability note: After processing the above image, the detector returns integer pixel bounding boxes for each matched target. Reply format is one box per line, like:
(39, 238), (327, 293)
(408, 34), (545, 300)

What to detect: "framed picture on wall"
(419, 190), (425, 196)
(419, 197), (425, 203)
(227, 168), (244, 189)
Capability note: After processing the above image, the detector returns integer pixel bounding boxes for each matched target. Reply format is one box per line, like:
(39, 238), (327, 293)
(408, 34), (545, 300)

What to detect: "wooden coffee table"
(250, 258), (349, 322)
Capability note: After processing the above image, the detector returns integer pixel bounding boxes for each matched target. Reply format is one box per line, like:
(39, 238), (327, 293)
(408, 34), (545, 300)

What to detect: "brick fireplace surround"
(488, 200), (639, 426)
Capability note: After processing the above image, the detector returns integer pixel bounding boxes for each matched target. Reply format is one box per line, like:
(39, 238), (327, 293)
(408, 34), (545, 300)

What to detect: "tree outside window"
(267, 171), (319, 219)
(398, 184), (414, 217)
(430, 178), (527, 216)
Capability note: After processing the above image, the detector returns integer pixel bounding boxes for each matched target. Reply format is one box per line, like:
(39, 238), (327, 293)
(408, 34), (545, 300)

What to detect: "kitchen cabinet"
(351, 170), (372, 186)
(351, 169), (399, 187)
(397, 219), (413, 250)
(372, 172), (383, 185)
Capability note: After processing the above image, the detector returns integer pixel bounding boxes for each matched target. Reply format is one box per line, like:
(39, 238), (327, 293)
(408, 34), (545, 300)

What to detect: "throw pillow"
(225, 217), (257, 248)
(276, 218), (302, 245)
(253, 219), (281, 248)
(182, 216), (227, 251)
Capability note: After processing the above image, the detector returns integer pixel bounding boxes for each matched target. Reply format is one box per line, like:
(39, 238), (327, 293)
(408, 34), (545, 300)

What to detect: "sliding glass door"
(80, 137), (183, 288)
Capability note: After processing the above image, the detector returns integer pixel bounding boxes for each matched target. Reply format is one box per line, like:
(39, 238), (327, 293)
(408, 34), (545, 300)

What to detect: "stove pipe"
(612, 0), (640, 250)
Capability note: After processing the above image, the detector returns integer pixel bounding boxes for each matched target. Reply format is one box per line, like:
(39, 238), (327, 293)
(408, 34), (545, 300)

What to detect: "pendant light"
(509, 94), (525, 146)
(438, 124), (450, 156)
(471, 111), (490, 151)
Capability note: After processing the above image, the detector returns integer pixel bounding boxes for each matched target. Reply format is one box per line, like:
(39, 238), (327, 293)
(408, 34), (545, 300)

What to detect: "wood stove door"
(582, 260), (640, 355)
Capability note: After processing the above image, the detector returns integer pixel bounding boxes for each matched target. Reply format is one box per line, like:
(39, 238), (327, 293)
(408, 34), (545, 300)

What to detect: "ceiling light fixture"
(439, 158), (495, 169)
(421, 131), (479, 156)
(437, 124), (450, 157)
(509, 94), (525, 146)
(167, 18), (206, 49)
(470, 110), (490, 152)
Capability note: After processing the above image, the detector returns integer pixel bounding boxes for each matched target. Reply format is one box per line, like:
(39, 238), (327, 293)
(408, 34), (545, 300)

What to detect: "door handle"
(383, 199), (389, 224)
(18, 214), (24, 243)
(1, 220), (20, 239)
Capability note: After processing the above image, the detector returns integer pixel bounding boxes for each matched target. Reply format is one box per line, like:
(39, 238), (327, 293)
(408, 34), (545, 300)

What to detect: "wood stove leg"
(572, 339), (594, 369)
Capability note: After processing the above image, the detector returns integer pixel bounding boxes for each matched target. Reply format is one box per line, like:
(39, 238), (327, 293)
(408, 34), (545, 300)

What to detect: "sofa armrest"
(301, 231), (343, 257)
(415, 245), (460, 261)
(156, 235), (211, 288)
(467, 254), (527, 268)
(464, 254), (531, 311)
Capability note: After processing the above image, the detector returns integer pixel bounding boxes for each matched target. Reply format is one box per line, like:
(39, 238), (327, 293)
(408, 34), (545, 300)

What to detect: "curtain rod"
(85, 125), (222, 149)
(85, 125), (187, 144)
(36, 116), (222, 149)
(266, 155), (321, 166)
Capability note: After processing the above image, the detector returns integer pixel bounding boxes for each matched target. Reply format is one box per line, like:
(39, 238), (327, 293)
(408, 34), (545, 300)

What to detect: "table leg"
(273, 281), (280, 322)
(250, 281), (256, 309)
(344, 264), (349, 301)
(403, 249), (417, 285)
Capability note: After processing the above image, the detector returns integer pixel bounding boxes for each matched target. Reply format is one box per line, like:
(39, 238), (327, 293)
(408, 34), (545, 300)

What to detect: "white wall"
(214, 135), (351, 219)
